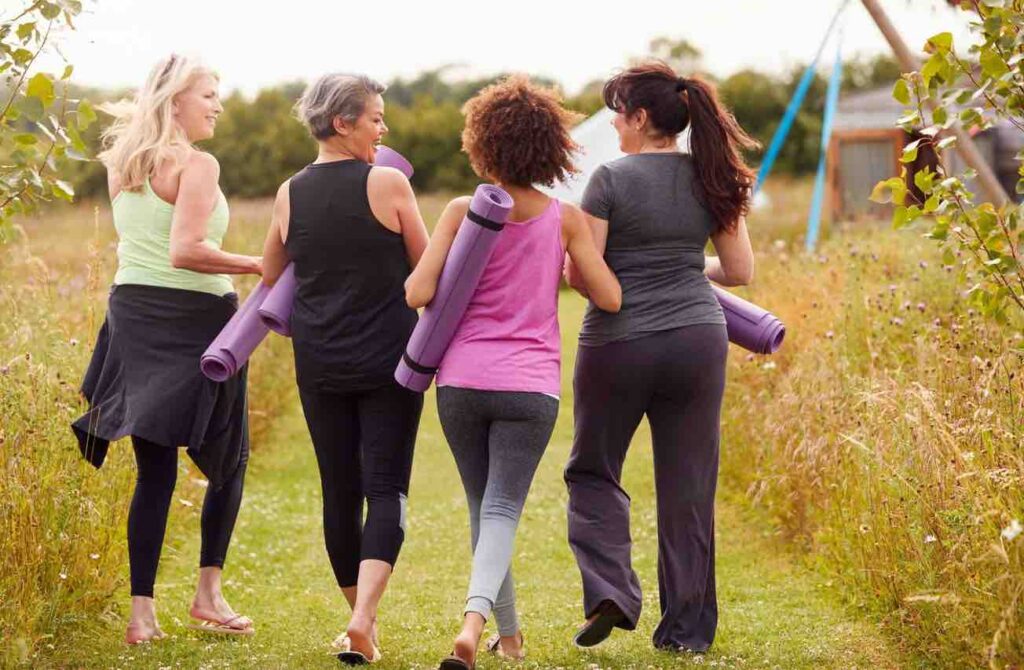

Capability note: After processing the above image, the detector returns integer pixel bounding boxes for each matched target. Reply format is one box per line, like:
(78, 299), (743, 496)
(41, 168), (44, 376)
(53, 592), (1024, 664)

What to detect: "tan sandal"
(186, 612), (254, 636)
(485, 631), (525, 660)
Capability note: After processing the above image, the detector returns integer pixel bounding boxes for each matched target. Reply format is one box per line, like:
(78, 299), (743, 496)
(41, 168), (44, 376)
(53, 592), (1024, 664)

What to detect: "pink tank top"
(437, 198), (565, 396)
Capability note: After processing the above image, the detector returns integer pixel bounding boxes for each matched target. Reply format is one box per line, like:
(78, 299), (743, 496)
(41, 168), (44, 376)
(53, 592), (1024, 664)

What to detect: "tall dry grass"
(724, 179), (1024, 667)
(0, 199), (294, 666)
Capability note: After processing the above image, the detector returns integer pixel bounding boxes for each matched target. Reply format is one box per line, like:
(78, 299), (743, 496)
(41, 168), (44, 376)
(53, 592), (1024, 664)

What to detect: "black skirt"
(71, 284), (249, 489)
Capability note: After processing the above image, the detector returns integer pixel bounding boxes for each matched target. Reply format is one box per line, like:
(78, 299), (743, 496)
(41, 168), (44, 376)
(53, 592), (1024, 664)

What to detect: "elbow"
(595, 287), (622, 313)
(404, 281), (433, 310)
(730, 267), (754, 287)
(169, 243), (193, 270)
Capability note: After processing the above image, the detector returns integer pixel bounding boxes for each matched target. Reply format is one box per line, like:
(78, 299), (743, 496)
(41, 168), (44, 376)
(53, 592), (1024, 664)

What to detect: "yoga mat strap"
(402, 351), (437, 375)
(466, 209), (505, 232)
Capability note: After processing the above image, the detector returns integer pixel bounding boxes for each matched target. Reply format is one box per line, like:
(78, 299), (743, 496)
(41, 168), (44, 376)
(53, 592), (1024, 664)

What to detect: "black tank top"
(285, 160), (417, 392)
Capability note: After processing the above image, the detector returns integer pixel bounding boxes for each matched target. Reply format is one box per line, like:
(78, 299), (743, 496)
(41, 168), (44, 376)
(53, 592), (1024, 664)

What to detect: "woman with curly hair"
(564, 61), (757, 654)
(405, 75), (621, 670)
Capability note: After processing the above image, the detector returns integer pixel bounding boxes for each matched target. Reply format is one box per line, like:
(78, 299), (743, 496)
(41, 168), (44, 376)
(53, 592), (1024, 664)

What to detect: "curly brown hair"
(461, 75), (582, 188)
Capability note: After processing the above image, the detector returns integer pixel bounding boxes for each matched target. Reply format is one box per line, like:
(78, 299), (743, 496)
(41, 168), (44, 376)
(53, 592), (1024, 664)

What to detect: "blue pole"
(806, 38), (844, 252)
(754, 0), (849, 194)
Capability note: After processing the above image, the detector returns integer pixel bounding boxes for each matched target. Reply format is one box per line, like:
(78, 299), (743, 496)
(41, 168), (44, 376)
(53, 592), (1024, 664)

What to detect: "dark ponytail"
(603, 61), (759, 233)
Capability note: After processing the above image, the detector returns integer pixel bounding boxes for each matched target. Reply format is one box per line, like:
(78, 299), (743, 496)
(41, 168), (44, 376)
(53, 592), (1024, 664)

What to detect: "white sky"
(21, 0), (978, 96)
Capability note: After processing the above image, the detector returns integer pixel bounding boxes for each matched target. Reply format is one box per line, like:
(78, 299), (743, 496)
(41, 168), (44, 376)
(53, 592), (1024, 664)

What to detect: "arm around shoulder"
(563, 203), (622, 313)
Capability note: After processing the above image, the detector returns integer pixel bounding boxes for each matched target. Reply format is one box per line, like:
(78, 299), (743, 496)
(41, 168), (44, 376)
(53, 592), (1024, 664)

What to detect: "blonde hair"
(97, 54), (218, 191)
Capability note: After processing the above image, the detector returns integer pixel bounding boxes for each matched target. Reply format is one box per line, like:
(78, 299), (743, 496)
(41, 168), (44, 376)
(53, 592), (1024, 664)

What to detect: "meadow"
(1, 180), (1020, 668)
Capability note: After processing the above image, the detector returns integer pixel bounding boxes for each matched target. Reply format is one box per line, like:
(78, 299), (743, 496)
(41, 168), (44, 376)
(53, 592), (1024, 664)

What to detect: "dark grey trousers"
(564, 323), (728, 652)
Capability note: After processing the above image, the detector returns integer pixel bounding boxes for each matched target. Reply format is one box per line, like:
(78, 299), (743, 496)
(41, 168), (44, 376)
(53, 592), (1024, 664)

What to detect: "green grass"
(32, 293), (905, 670)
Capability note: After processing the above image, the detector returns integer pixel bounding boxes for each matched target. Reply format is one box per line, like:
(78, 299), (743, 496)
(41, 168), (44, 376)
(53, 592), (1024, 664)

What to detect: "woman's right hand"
(249, 256), (264, 276)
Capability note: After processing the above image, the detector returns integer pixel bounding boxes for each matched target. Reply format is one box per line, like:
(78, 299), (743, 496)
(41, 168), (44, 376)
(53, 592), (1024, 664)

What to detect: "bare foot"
(126, 596), (165, 645)
(452, 631), (477, 668)
(346, 612), (376, 659)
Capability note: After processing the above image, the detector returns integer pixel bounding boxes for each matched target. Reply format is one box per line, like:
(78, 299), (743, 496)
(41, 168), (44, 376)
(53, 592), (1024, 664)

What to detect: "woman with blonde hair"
(72, 54), (260, 644)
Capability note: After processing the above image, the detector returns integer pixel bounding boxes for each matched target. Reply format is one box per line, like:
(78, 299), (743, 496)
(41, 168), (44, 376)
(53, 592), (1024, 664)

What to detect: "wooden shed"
(826, 86), (1022, 221)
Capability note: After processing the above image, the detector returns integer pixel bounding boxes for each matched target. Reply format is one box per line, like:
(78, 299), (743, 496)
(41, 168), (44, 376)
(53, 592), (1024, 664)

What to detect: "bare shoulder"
(275, 179), (290, 201)
(183, 150), (220, 179)
(559, 200), (587, 233)
(369, 165), (410, 189)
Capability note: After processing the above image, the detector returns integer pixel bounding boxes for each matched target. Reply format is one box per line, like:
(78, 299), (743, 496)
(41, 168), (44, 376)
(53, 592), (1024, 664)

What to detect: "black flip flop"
(573, 600), (626, 648)
(438, 654), (473, 670)
(337, 651), (370, 666)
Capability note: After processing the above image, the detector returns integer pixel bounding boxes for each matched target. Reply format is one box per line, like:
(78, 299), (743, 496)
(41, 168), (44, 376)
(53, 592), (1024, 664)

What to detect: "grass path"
(44, 295), (906, 669)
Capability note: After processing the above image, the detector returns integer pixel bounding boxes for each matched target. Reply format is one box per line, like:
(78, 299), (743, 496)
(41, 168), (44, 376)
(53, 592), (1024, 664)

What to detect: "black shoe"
(573, 600), (627, 648)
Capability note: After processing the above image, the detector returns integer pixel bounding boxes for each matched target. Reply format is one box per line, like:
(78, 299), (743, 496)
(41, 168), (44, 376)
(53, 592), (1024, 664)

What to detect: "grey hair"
(295, 73), (386, 140)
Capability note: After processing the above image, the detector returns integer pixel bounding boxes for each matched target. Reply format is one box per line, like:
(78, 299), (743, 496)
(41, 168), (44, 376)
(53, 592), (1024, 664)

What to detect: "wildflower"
(917, 303), (926, 313)
(1002, 519), (1022, 542)
(859, 524), (870, 534)
(762, 361), (777, 371)
(962, 451), (975, 462)
(919, 260), (928, 269)
(902, 301), (912, 311)
(745, 353), (755, 362)
(825, 330), (835, 339)
(89, 553), (99, 560)
(924, 535), (937, 544)
(59, 572), (67, 580)
(69, 338), (79, 347)
(891, 317), (904, 327)
(773, 239), (786, 251)
(178, 498), (194, 508)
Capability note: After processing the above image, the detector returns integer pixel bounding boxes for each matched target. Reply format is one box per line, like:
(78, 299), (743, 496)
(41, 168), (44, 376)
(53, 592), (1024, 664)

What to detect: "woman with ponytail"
(563, 60), (757, 654)
(73, 54), (260, 644)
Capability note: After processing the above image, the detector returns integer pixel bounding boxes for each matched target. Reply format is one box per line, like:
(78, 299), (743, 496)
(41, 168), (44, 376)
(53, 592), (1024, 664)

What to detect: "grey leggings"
(437, 386), (558, 636)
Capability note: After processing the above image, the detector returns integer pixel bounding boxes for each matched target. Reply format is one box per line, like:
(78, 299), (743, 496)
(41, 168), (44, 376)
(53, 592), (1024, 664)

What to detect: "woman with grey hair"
(262, 73), (429, 664)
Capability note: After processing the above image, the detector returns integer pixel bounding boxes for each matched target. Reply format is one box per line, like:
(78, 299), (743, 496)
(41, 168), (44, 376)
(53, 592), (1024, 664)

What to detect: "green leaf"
(76, 99), (96, 129)
(65, 124), (86, 154)
(926, 32), (954, 54)
(16, 22), (35, 41)
(13, 133), (38, 145)
(26, 72), (55, 107)
(51, 180), (74, 202)
(936, 135), (958, 151)
(893, 205), (911, 229)
(915, 168), (936, 193)
(922, 54), (945, 86)
(62, 64), (74, 80)
(893, 79), (911, 105)
(12, 48), (34, 65)
(901, 139), (923, 164)
(980, 48), (1010, 78)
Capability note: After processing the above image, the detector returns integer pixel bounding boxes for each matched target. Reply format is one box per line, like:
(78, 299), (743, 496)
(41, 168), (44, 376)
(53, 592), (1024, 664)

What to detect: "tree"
(872, 1), (1024, 327)
(1, 0), (91, 240)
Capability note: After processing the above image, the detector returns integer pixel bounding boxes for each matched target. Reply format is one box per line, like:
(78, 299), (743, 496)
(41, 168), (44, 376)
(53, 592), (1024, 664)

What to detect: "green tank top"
(112, 178), (234, 296)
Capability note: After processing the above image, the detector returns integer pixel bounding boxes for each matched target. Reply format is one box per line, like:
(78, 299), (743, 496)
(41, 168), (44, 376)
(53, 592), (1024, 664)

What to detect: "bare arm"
(404, 196), (471, 309)
(706, 217), (754, 286)
(367, 167), (430, 267)
(261, 180), (291, 285)
(564, 211), (610, 298)
(169, 152), (262, 275)
(562, 204), (621, 312)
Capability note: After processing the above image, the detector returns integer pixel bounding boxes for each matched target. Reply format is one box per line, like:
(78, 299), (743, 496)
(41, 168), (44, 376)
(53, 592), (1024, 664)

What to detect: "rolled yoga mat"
(394, 184), (515, 392)
(713, 285), (786, 354)
(200, 281), (272, 381)
(256, 146), (415, 337)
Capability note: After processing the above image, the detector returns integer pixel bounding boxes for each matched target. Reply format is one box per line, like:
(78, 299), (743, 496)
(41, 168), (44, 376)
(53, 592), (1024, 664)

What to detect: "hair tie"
(675, 79), (688, 93)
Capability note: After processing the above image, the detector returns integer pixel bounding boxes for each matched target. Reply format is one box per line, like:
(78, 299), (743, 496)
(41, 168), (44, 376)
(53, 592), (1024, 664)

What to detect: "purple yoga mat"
(257, 263), (295, 336)
(713, 285), (786, 354)
(256, 146), (415, 337)
(200, 282), (272, 381)
(394, 184), (515, 392)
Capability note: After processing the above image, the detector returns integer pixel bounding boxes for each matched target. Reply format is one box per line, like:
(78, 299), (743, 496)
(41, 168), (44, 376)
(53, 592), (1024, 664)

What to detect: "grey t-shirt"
(580, 153), (725, 346)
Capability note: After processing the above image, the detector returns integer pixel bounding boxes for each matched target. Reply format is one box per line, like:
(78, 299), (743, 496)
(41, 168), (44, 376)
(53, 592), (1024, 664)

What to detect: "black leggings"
(298, 382), (423, 588)
(128, 436), (248, 598)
